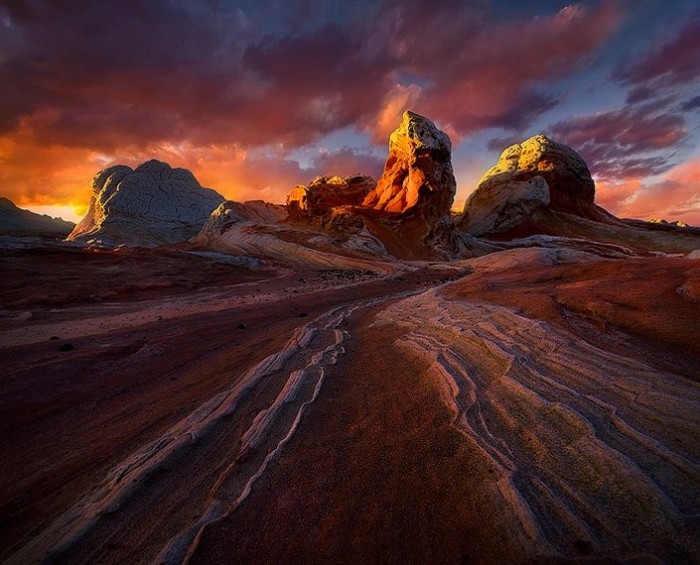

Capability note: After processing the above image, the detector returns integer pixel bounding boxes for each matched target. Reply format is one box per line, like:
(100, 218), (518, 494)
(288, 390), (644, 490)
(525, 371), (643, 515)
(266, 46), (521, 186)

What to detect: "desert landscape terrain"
(1, 109), (699, 564)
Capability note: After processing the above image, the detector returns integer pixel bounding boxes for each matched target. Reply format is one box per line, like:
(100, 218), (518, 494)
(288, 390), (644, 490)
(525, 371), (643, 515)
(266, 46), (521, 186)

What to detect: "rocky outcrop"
(199, 200), (287, 238)
(286, 175), (375, 222)
(67, 160), (224, 247)
(649, 217), (688, 228)
(281, 111), (465, 260)
(460, 136), (606, 236)
(363, 111), (456, 223)
(0, 198), (74, 236)
(459, 135), (600, 235)
(195, 199), (394, 272)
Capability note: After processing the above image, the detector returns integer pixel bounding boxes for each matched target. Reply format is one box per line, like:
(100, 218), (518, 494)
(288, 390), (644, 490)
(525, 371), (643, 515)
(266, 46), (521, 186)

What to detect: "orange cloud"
(596, 158), (700, 226)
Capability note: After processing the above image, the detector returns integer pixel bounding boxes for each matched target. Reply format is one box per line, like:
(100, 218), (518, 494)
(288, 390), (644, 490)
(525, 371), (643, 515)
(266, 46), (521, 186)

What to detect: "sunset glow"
(1, 1), (698, 224)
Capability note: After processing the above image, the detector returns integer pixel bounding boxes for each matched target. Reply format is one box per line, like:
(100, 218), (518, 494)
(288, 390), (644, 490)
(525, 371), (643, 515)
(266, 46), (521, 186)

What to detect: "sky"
(1, 0), (699, 225)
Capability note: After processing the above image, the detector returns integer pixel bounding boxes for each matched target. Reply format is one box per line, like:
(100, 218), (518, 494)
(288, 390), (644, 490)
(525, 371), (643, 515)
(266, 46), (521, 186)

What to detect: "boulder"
(67, 160), (224, 247)
(460, 135), (599, 235)
(286, 175), (375, 222)
(0, 197), (75, 236)
(363, 111), (456, 224)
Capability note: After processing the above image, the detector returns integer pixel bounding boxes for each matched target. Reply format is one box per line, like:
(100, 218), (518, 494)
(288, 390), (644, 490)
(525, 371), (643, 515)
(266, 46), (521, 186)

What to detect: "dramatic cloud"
(0, 0), (622, 153)
(681, 96), (700, 112)
(363, 0), (621, 141)
(1, 0), (698, 226)
(550, 101), (688, 182)
(615, 11), (700, 88)
(598, 158), (700, 225)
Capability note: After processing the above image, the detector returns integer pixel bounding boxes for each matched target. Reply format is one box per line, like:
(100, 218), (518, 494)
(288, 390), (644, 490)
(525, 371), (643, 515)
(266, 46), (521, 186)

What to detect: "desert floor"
(1, 244), (698, 563)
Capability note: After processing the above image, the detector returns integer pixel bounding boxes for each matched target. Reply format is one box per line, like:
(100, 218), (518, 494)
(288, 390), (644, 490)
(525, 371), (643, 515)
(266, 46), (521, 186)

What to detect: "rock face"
(0, 198), (75, 236)
(67, 160), (224, 247)
(462, 176), (550, 237)
(283, 111), (463, 260)
(199, 200), (287, 237)
(286, 175), (375, 222)
(460, 135), (599, 235)
(363, 111), (456, 223)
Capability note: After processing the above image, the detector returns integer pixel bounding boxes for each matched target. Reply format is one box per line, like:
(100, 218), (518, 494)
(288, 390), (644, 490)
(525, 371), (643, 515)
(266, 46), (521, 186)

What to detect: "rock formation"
(67, 160), (224, 247)
(456, 136), (700, 253)
(286, 175), (375, 222)
(458, 135), (615, 236)
(281, 111), (464, 260)
(199, 200), (287, 237)
(460, 135), (607, 236)
(363, 111), (456, 223)
(0, 197), (75, 237)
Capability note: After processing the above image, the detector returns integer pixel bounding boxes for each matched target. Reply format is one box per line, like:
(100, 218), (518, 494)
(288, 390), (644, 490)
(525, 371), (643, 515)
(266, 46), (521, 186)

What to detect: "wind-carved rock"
(284, 111), (463, 259)
(460, 135), (599, 236)
(363, 111), (456, 224)
(67, 160), (224, 247)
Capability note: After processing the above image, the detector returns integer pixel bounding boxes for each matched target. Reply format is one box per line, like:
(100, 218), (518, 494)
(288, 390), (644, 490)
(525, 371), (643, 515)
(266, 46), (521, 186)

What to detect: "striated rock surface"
(363, 111), (455, 222)
(0, 198), (74, 236)
(195, 199), (393, 272)
(67, 160), (224, 247)
(286, 175), (375, 222)
(200, 200), (287, 236)
(4, 247), (699, 564)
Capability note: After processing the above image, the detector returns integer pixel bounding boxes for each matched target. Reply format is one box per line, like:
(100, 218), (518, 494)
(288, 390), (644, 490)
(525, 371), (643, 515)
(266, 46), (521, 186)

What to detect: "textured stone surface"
(461, 175), (550, 236)
(464, 135), (595, 228)
(67, 160), (224, 247)
(196, 199), (393, 271)
(201, 200), (287, 236)
(280, 111), (463, 260)
(0, 198), (74, 236)
(363, 111), (456, 223)
(286, 175), (375, 222)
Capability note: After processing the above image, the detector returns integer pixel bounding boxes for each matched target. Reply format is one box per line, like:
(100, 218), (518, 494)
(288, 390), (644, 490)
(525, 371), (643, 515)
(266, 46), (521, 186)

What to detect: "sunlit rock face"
(286, 175), (375, 222)
(282, 111), (465, 260)
(460, 135), (600, 235)
(67, 160), (224, 247)
(0, 197), (74, 236)
(363, 110), (456, 223)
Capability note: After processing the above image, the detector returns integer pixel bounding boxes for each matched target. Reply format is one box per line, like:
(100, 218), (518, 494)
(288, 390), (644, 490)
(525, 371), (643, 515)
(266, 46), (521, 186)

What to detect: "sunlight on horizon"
(22, 204), (83, 224)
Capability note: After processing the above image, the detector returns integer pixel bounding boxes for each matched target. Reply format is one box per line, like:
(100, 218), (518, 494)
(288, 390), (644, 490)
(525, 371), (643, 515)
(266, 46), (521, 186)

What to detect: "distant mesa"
(649, 217), (688, 228)
(67, 160), (224, 247)
(0, 197), (75, 237)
